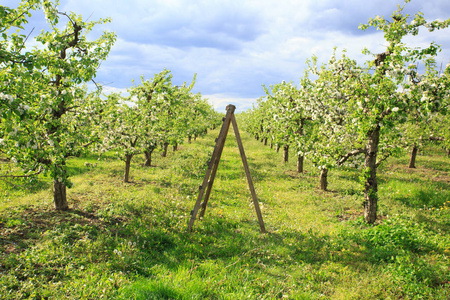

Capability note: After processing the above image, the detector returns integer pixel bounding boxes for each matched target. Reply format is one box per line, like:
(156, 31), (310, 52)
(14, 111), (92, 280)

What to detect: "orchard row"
(0, 1), (222, 210)
(240, 3), (450, 223)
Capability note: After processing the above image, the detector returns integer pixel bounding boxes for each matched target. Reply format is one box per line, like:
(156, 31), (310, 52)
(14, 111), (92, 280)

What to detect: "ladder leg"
(187, 105), (235, 231)
(231, 114), (267, 233)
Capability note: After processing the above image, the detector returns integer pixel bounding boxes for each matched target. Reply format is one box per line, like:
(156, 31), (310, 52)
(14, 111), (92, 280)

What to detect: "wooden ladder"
(187, 104), (266, 233)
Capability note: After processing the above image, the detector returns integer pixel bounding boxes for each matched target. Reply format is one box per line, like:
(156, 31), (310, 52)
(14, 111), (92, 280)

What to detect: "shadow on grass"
(397, 189), (450, 208)
(0, 204), (353, 265)
(114, 212), (440, 274)
(0, 205), (126, 254)
(387, 177), (450, 209)
(1, 200), (448, 299)
(416, 212), (450, 233)
(413, 152), (450, 172)
(117, 213), (448, 300)
(1, 176), (51, 195)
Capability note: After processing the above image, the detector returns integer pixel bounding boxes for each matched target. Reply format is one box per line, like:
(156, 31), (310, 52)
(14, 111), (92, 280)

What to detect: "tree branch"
(80, 140), (95, 148)
(375, 146), (397, 167)
(376, 153), (390, 168)
(337, 148), (366, 166)
(0, 166), (42, 179)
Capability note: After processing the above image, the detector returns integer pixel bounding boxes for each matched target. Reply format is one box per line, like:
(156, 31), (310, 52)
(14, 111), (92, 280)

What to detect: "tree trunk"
(144, 148), (154, 167)
(276, 144), (280, 153)
(447, 149), (450, 157)
(319, 168), (328, 191)
(283, 145), (289, 163)
(173, 142), (178, 152)
(408, 145), (418, 168)
(270, 142), (273, 149)
(161, 142), (169, 157)
(124, 154), (133, 183)
(264, 138), (268, 146)
(188, 136), (192, 143)
(53, 179), (68, 210)
(363, 126), (380, 224)
(297, 155), (304, 173)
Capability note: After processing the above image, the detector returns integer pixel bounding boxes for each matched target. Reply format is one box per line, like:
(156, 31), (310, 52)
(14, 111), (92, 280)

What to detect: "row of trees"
(0, 1), (221, 210)
(241, 1), (450, 224)
(101, 70), (222, 184)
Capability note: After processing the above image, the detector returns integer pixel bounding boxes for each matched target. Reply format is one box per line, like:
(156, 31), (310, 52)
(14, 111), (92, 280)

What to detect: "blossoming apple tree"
(0, 0), (115, 209)
(306, 2), (450, 223)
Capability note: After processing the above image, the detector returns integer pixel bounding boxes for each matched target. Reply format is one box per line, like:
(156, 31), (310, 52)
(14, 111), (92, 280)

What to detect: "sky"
(4, 0), (450, 112)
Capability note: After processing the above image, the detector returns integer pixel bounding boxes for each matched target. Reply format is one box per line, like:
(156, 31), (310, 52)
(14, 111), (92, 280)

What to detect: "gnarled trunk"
(283, 145), (289, 163)
(363, 126), (380, 224)
(297, 155), (304, 173)
(173, 142), (178, 152)
(408, 145), (418, 168)
(320, 168), (328, 191)
(144, 148), (154, 167)
(275, 144), (280, 153)
(124, 154), (133, 183)
(264, 138), (268, 146)
(161, 142), (169, 157)
(53, 179), (68, 210)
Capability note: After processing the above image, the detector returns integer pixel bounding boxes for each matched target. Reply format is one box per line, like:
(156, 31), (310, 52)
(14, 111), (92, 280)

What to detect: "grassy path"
(1, 128), (449, 299)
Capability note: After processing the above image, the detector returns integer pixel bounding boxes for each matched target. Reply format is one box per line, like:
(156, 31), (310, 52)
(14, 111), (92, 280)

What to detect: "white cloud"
(204, 93), (257, 113)
(4, 0), (450, 111)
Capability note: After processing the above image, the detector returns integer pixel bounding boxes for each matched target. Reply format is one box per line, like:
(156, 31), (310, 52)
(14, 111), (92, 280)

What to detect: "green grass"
(1, 129), (449, 299)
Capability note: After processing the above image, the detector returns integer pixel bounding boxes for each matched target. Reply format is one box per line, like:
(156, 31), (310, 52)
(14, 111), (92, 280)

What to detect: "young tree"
(159, 75), (197, 154)
(262, 81), (314, 171)
(0, 0), (115, 209)
(183, 95), (218, 144)
(128, 70), (174, 166)
(241, 99), (271, 144)
(101, 93), (142, 183)
(129, 70), (198, 163)
(400, 61), (450, 167)
(262, 82), (293, 163)
(300, 60), (364, 191)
